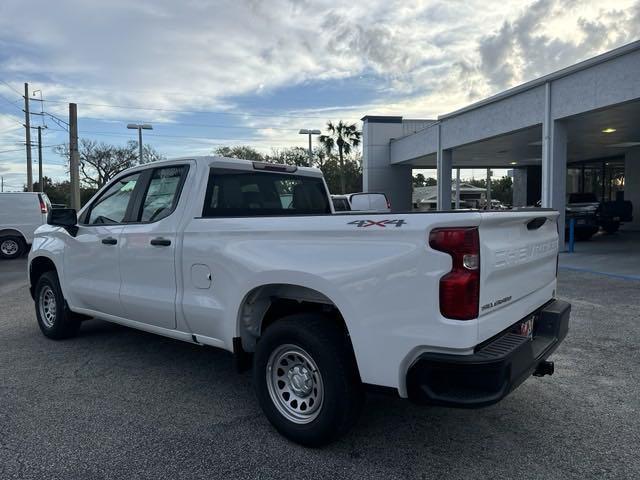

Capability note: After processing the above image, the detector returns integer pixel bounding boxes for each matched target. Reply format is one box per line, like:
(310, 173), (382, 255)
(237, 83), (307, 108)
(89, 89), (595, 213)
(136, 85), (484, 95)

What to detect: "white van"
(0, 192), (51, 259)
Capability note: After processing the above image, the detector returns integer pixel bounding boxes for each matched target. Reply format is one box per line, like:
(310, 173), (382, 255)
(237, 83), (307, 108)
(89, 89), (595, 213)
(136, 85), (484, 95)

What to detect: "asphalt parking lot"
(1, 258), (639, 479)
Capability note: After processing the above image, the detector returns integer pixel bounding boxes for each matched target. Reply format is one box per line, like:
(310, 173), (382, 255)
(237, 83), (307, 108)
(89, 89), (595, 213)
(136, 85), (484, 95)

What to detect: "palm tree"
(319, 121), (361, 194)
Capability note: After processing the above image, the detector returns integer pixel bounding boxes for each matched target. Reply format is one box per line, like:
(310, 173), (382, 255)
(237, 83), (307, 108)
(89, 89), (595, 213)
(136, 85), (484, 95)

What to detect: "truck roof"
(131, 156), (324, 178)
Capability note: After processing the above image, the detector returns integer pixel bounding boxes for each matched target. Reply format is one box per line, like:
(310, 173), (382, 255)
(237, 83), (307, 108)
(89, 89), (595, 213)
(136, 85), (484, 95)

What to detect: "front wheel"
(253, 313), (364, 447)
(35, 271), (81, 339)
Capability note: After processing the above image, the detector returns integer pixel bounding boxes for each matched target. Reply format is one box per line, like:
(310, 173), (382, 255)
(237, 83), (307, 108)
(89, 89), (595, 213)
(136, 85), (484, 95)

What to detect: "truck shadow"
(71, 318), (581, 474)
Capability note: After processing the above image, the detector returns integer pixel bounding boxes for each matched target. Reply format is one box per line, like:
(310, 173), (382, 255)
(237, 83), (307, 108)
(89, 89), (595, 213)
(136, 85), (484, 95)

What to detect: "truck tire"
(34, 271), (81, 339)
(253, 313), (364, 447)
(0, 236), (26, 260)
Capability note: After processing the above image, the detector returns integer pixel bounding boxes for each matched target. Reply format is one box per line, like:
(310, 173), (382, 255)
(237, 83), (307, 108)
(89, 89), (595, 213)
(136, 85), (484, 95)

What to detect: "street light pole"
(127, 123), (153, 163)
(298, 129), (321, 165)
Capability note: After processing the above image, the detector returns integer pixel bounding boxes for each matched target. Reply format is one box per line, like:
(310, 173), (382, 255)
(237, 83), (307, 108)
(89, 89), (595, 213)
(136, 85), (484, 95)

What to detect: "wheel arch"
(236, 283), (354, 356)
(29, 255), (59, 299)
(0, 228), (27, 240)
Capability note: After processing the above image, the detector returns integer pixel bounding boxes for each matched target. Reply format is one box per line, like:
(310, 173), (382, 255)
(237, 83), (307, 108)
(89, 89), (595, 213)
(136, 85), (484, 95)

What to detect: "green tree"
(214, 145), (264, 161)
(29, 176), (97, 207)
(321, 154), (362, 194)
(212, 143), (363, 194)
(318, 121), (361, 194)
(267, 147), (311, 167)
(468, 176), (513, 205)
(491, 176), (513, 205)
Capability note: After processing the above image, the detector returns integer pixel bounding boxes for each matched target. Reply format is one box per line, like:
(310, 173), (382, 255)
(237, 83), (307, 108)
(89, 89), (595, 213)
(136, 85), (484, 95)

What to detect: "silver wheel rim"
(39, 286), (57, 329)
(1, 239), (18, 256)
(266, 344), (324, 424)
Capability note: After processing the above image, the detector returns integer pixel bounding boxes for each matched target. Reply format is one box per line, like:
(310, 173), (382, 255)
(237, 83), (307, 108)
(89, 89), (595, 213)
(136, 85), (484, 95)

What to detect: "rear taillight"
(429, 227), (480, 320)
(38, 194), (48, 214)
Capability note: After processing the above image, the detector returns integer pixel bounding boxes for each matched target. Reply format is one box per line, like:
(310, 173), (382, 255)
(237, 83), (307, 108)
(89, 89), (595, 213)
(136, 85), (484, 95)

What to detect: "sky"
(1, 0), (639, 191)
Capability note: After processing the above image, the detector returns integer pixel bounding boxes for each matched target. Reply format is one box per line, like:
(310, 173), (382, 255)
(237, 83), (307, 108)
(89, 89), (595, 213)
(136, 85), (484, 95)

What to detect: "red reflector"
(429, 227), (480, 320)
(38, 194), (48, 214)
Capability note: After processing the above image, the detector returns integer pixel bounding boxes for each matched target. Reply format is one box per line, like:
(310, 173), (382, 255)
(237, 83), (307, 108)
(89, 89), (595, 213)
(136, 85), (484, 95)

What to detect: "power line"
(41, 98), (359, 121)
(0, 93), (24, 113)
(0, 79), (23, 96)
(0, 144), (64, 154)
(77, 116), (304, 132)
(43, 126), (306, 144)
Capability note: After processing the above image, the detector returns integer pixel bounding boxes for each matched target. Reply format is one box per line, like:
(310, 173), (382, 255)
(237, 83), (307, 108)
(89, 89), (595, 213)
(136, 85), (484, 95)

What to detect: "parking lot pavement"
(0, 268), (638, 480)
(0, 257), (27, 294)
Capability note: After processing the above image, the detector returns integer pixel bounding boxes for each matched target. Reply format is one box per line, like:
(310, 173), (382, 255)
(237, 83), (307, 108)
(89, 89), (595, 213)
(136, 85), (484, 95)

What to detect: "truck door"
(64, 172), (141, 317)
(118, 165), (190, 329)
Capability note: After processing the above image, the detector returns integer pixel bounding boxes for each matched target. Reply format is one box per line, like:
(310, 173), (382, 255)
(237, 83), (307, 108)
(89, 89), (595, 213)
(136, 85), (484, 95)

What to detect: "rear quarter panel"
(181, 211), (483, 390)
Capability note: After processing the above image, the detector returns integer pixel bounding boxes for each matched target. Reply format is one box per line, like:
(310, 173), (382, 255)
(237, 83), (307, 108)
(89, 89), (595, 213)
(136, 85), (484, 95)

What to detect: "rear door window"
(203, 169), (330, 217)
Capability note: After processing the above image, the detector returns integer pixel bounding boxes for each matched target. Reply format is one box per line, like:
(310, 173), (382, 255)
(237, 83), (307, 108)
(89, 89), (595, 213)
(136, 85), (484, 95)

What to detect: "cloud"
(473, 0), (640, 91)
(0, 0), (638, 176)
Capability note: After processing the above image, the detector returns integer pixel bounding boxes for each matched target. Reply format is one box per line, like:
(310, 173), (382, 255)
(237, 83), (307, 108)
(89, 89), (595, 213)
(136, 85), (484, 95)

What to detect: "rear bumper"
(406, 299), (570, 408)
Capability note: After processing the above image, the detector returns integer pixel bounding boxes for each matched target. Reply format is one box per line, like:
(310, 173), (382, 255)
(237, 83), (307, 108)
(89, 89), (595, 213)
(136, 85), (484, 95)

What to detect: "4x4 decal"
(347, 219), (406, 228)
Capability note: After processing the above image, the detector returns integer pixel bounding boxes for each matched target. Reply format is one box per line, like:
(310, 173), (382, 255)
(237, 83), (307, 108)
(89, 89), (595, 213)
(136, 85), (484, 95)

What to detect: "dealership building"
(362, 40), (640, 247)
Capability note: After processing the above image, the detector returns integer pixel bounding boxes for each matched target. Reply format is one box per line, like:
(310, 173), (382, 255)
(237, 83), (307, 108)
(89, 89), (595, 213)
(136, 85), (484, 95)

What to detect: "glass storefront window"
(566, 158), (625, 202)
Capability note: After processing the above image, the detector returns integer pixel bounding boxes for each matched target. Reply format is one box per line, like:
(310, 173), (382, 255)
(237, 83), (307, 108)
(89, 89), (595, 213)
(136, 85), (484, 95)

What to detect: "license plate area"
(512, 314), (536, 339)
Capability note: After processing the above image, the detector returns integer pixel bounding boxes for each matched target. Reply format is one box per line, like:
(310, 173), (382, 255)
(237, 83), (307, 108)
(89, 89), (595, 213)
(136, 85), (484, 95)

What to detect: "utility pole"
(37, 126), (43, 192)
(24, 83), (33, 191)
(1, 176), (4, 192)
(69, 103), (81, 209)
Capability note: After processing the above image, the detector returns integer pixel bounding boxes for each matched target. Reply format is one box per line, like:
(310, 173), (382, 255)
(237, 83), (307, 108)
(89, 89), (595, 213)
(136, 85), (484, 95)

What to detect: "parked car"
(565, 192), (632, 240)
(331, 192), (391, 213)
(28, 157), (570, 446)
(0, 192), (51, 259)
(565, 193), (600, 241)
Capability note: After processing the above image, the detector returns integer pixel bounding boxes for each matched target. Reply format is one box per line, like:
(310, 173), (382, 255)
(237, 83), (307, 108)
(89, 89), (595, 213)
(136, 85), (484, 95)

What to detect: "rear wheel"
(35, 271), (81, 339)
(0, 236), (26, 259)
(253, 313), (364, 447)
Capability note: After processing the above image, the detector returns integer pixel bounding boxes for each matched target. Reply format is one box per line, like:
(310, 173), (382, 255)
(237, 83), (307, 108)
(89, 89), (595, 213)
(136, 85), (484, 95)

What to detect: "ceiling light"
(510, 162), (517, 165)
(602, 128), (617, 133)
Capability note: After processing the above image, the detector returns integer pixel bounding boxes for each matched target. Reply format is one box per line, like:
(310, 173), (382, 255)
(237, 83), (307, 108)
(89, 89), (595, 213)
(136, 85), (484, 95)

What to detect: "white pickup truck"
(28, 157), (570, 446)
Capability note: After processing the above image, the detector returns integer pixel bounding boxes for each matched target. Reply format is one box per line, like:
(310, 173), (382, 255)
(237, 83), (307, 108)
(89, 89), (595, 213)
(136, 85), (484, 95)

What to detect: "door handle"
(101, 237), (117, 245)
(150, 237), (171, 246)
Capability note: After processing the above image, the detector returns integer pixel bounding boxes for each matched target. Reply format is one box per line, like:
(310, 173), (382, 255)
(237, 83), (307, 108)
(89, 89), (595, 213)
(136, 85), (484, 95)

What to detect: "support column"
(362, 116), (412, 212)
(486, 169), (492, 208)
(624, 147), (640, 230)
(512, 168), (528, 207)
(455, 168), (460, 209)
(436, 124), (452, 210)
(437, 151), (452, 210)
(542, 119), (568, 248)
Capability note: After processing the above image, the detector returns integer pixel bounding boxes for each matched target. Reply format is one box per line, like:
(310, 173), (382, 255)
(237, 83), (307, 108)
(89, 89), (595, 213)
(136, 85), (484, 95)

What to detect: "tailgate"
(478, 210), (559, 339)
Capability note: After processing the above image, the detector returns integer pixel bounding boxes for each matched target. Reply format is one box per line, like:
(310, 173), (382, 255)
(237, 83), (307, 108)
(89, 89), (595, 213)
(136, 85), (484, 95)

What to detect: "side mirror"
(48, 208), (78, 236)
